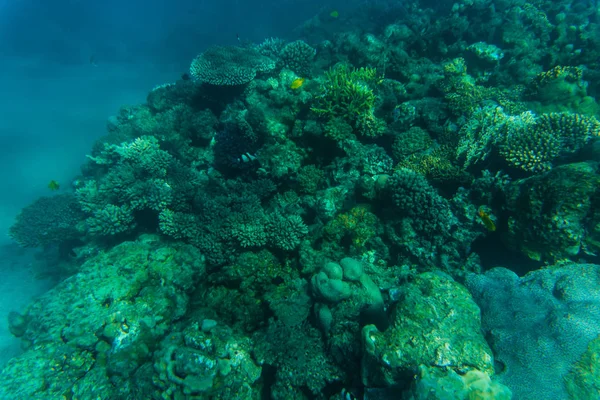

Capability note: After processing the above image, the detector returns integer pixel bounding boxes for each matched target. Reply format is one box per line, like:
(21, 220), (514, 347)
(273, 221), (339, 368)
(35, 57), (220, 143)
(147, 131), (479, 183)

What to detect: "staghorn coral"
(458, 108), (600, 174)
(311, 63), (383, 137)
(189, 46), (276, 86)
(525, 65), (600, 114)
(500, 111), (600, 173)
(526, 65), (583, 102)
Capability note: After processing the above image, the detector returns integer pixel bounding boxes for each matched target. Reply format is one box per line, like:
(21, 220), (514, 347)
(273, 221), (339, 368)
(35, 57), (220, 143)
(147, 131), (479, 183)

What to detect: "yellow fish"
(48, 180), (60, 191)
(330, 10), (339, 18)
(477, 209), (496, 232)
(290, 78), (305, 90)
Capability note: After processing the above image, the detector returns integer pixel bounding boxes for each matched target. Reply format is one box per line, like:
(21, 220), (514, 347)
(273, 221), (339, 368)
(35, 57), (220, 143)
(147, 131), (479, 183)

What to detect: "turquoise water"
(1, 0), (599, 398)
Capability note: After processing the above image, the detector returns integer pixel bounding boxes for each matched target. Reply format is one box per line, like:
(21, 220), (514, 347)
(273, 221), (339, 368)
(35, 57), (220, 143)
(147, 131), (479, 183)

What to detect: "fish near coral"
(290, 78), (305, 90)
(48, 180), (60, 191)
(477, 209), (496, 232)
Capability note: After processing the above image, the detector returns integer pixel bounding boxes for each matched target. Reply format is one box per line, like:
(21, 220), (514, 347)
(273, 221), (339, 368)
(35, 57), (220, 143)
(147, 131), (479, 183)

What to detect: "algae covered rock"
(153, 320), (262, 399)
(0, 235), (206, 399)
(405, 366), (512, 400)
(361, 271), (494, 387)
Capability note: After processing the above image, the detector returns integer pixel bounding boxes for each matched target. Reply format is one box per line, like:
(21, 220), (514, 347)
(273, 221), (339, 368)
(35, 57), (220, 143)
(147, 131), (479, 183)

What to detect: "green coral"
(441, 58), (524, 117)
(311, 63), (383, 137)
(324, 205), (379, 252)
(76, 136), (191, 237)
(153, 323), (261, 399)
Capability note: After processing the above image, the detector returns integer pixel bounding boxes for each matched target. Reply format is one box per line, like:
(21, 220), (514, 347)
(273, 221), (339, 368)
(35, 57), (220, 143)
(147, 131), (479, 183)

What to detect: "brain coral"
(189, 46), (276, 86)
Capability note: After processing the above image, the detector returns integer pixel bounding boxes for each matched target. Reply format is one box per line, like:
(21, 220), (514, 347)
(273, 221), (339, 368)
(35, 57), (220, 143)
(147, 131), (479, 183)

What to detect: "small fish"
(90, 55), (97, 67)
(237, 152), (257, 163)
(330, 10), (339, 18)
(290, 78), (305, 90)
(236, 33), (241, 42)
(48, 180), (60, 191)
(340, 388), (357, 400)
(477, 209), (496, 232)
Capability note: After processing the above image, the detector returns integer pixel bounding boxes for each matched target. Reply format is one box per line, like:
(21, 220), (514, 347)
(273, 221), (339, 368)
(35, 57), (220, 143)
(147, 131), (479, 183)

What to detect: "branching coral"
(311, 64), (378, 120)
(500, 111), (561, 173)
(311, 63), (386, 138)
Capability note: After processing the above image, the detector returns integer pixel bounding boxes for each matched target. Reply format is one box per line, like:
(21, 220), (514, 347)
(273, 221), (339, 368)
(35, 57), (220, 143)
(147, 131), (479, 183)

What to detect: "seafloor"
(2, 0), (600, 399)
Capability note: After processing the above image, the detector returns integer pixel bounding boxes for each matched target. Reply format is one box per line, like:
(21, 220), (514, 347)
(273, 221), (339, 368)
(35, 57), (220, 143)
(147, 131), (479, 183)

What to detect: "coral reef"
(6, 0), (600, 397)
